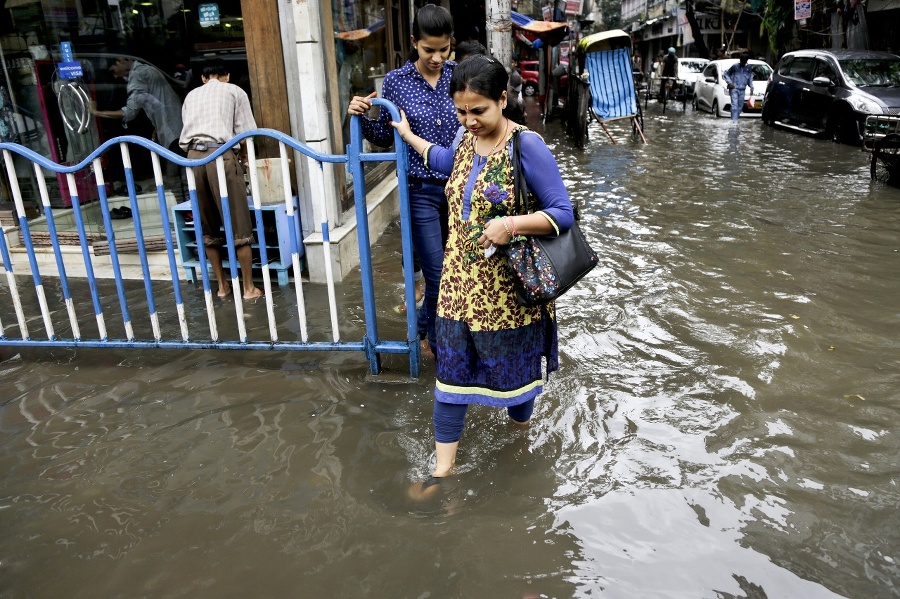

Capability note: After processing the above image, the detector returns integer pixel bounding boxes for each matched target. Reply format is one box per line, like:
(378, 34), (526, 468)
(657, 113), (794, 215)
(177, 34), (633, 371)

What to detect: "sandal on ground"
(110, 207), (131, 220)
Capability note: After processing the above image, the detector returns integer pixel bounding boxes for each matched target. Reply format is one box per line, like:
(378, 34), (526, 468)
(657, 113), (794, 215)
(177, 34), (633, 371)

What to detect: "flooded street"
(2, 102), (900, 598)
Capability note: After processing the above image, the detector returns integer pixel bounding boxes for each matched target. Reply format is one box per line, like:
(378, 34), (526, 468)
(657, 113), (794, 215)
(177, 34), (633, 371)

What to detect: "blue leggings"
(433, 398), (535, 443)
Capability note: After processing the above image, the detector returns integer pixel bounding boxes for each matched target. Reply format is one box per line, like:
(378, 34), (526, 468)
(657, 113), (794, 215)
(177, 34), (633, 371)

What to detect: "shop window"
(0, 0), (256, 227)
(333, 0), (393, 205)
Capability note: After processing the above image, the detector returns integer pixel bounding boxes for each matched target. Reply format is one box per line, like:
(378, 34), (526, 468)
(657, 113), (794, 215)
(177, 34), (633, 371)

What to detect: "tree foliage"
(759, 0), (793, 56)
(683, 0), (711, 58)
(600, 0), (622, 30)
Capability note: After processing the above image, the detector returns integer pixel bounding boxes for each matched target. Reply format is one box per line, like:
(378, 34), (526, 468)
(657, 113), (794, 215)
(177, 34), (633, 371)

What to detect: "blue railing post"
(349, 100), (419, 378)
(348, 107), (381, 374)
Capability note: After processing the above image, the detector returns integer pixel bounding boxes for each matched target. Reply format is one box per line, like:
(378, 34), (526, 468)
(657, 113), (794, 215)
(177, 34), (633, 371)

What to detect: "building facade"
(0, 0), (478, 282)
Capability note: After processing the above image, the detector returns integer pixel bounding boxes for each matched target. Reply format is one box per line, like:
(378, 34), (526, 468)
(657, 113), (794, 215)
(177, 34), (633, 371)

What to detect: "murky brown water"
(2, 102), (899, 598)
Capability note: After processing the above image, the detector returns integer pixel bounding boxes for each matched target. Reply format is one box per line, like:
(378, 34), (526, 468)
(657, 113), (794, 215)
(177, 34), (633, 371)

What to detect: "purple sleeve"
(425, 144), (455, 176)
(520, 132), (574, 233)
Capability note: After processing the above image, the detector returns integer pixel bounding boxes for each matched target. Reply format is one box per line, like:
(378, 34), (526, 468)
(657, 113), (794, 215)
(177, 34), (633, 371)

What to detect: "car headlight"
(847, 95), (882, 115)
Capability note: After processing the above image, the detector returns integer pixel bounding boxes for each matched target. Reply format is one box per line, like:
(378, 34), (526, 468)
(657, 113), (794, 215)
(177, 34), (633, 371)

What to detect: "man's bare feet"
(243, 287), (263, 301)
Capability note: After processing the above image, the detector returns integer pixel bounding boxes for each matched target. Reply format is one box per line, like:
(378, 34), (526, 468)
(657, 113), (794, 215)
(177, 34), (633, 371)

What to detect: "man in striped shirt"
(179, 58), (262, 301)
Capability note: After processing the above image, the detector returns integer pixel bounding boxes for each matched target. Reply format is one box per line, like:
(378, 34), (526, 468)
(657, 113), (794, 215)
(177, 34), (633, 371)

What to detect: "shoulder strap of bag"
(512, 129), (529, 216)
(512, 129), (580, 221)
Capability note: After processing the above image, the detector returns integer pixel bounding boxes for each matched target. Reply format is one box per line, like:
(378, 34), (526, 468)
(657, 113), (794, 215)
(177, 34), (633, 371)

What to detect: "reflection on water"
(2, 103), (900, 597)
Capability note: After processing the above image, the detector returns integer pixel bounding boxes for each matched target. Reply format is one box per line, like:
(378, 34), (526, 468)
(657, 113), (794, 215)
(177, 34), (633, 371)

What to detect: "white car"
(693, 58), (773, 117)
(676, 57), (709, 98)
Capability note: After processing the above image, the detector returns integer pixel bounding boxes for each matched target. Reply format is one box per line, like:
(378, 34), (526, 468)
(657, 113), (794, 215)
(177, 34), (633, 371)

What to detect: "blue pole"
(348, 109), (381, 375)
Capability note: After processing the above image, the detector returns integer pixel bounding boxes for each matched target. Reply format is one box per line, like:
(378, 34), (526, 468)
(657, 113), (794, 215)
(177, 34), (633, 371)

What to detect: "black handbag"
(504, 130), (598, 307)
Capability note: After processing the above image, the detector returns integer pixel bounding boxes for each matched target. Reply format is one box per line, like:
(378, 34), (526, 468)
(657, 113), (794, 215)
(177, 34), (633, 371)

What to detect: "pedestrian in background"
(651, 51), (664, 97)
(179, 58), (262, 301)
(346, 4), (458, 356)
(724, 52), (754, 121)
(391, 56), (573, 498)
(507, 55), (525, 109)
(453, 40), (486, 63)
(91, 56), (185, 202)
(661, 47), (678, 100)
(632, 49), (643, 73)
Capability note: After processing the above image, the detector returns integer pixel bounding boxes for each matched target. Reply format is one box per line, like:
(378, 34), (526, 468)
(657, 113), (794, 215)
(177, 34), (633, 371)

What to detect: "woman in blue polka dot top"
(347, 4), (459, 357)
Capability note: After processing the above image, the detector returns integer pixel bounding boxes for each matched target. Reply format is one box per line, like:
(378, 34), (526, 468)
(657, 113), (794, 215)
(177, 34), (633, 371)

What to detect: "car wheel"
(828, 106), (862, 145)
(761, 98), (775, 126)
(712, 98), (722, 118)
(523, 82), (537, 97)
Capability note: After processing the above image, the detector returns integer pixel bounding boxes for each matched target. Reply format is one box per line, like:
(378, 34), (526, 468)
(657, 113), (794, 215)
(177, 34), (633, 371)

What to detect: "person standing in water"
(724, 52), (755, 121)
(346, 5), (459, 356)
(392, 56), (574, 498)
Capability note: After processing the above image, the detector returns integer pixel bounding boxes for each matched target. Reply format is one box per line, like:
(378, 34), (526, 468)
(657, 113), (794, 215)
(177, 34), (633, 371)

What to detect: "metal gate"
(0, 100), (420, 377)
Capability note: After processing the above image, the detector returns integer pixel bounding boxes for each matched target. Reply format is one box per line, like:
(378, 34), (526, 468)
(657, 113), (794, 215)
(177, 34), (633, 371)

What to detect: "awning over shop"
(511, 11), (569, 46)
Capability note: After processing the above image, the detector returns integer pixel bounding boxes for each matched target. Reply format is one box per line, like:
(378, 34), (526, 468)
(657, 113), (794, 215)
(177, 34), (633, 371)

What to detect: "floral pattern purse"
(504, 130), (598, 307)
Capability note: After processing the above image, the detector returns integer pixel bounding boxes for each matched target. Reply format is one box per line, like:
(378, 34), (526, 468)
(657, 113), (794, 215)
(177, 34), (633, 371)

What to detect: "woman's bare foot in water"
(407, 475), (444, 501)
(217, 285), (231, 299)
(408, 444), (456, 501)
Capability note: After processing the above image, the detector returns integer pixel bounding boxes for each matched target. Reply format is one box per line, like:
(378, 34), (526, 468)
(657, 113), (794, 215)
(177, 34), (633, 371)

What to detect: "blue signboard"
(198, 3), (220, 27)
(60, 41), (74, 62)
(58, 61), (84, 79)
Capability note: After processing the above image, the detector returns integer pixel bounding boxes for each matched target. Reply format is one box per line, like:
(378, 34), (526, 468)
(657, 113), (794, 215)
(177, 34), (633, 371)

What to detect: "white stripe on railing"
(2, 149), (32, 340)
(1, 152), (29, 339)
(280, 142), (309, 343)
(34, 162), (80, 339)
(184, 166), (219, 342)
(117, 145), (136, 341)
(246, 139), (278, 341)
(215, 155), (248, 342)
(149, 151), (189, 342)
(305, 152), (340, 344)
(66, 172), (108, 340)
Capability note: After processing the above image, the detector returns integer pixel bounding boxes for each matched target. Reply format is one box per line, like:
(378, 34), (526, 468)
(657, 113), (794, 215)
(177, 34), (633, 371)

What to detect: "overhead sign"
(199, 3), (220, 27)
(565, 0), (583, 14)
(58, 61), (83, 79)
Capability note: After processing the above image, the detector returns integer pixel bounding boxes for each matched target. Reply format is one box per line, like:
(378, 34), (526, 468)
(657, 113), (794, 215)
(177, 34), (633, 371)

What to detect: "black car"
(762, 49), (900, 144)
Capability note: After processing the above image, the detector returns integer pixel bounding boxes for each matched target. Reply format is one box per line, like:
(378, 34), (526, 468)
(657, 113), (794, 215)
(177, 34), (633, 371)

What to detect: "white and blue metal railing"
(0, 99), (420, 377)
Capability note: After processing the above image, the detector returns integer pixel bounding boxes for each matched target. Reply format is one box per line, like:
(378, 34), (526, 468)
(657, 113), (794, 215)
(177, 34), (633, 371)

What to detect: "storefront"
(0, 0), (485, 282)
(0, 0), (254, 208)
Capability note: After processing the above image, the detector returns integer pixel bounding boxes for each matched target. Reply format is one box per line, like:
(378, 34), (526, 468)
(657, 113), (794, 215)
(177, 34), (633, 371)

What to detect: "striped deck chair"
(585, 48), (646, 143)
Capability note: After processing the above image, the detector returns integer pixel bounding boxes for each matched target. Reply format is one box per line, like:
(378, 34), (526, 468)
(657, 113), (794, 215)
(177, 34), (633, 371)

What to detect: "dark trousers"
(408, 178), (449, 344)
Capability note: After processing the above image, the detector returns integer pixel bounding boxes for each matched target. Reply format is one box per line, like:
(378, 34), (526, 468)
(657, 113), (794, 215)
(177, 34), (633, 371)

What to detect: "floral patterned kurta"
(433, 125), (561, 407)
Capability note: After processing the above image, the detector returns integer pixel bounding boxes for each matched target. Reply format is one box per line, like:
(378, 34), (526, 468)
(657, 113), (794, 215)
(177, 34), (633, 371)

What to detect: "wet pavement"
(1, 99), (899, 598)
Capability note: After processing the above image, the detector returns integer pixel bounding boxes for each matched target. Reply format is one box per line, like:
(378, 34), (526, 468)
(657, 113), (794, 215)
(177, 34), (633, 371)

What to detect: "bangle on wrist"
(502, 217), (511, 238)
(509, 216), (517, 237)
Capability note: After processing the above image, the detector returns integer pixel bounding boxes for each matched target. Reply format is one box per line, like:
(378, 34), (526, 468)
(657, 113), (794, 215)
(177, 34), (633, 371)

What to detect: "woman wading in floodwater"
(392, 56), (574, 498)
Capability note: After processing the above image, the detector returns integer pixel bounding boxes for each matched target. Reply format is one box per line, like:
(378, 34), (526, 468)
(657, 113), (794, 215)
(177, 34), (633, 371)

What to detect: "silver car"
(676, 57), (709, 99)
